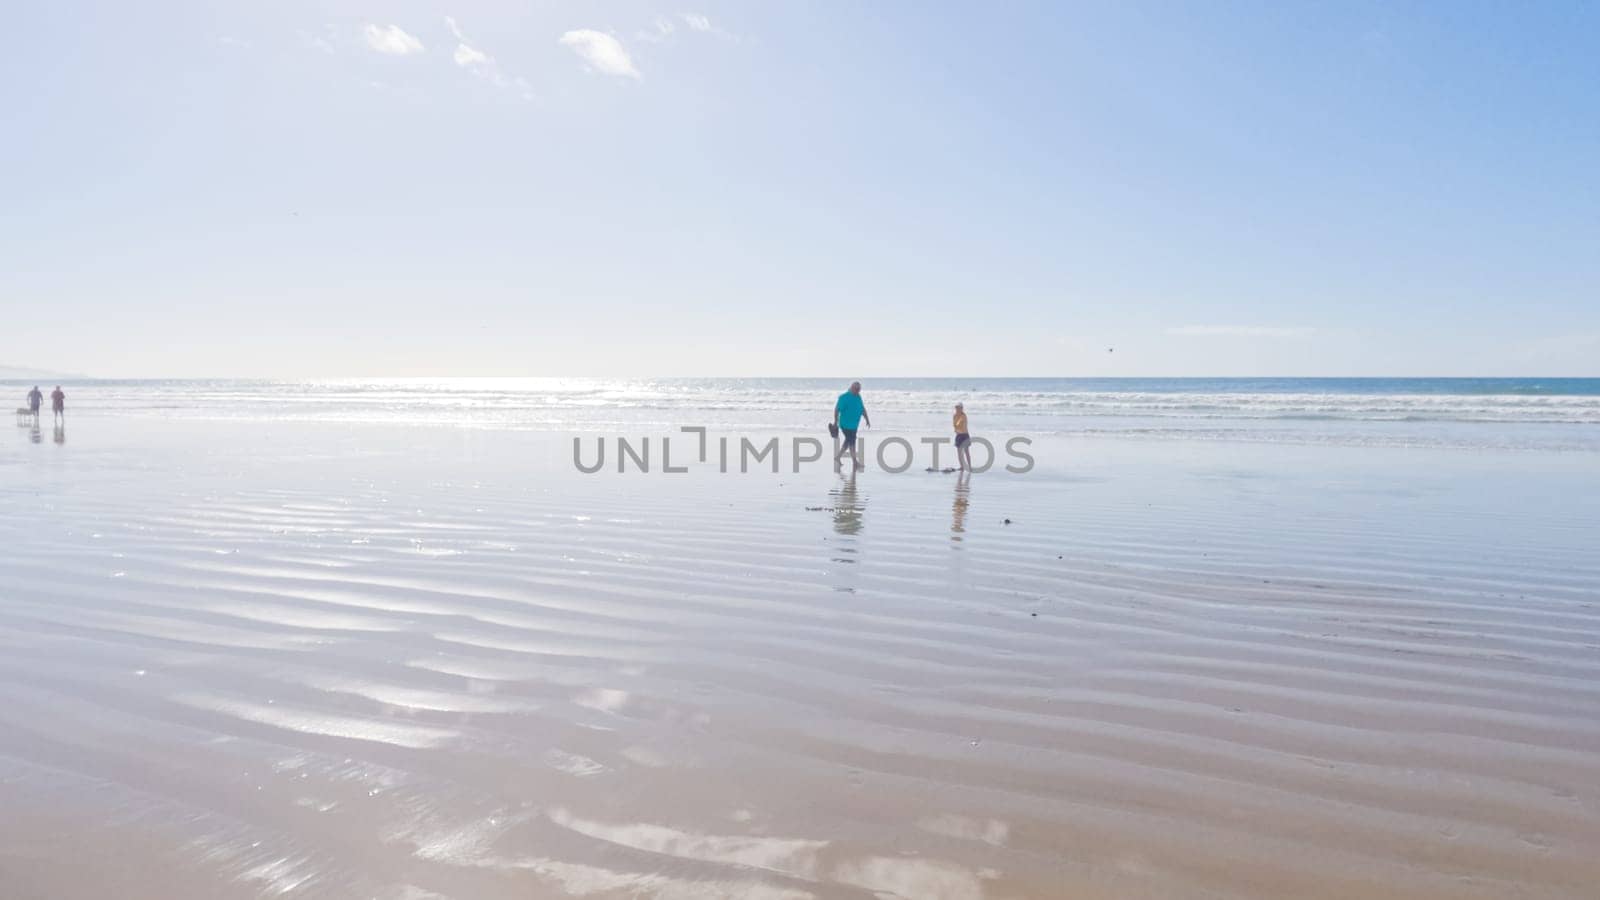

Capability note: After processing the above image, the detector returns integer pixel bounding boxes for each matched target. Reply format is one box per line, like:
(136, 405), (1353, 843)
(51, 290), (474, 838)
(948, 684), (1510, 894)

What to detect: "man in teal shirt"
(833, 381), (871, 469)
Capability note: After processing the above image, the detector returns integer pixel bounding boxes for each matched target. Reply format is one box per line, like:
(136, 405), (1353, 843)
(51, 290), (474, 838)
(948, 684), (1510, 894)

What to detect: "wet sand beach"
(3, 415), (1599, 899)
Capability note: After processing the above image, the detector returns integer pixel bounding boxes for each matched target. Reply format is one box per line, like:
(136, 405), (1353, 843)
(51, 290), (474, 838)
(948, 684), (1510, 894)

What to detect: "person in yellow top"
(953, 402), (973, 471)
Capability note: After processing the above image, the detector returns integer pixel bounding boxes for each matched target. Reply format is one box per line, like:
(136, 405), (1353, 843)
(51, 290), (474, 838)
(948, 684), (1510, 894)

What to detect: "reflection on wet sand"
(950, 471), (970, 543)
(5, 422), (1600, 900)
(54, 424), (65, 445)
(533, 808), (992, 900)
(829, 471), (864, 538)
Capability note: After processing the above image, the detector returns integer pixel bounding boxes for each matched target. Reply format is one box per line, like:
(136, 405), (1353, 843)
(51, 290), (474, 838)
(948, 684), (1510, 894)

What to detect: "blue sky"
(3, 1), (1596, 377)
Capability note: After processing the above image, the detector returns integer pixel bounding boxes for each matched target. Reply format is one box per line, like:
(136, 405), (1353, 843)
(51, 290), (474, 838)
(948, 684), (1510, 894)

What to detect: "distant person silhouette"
(51, 386), (64, 424)
(26, 385), (43, 420)
(832, 381), (871, 470)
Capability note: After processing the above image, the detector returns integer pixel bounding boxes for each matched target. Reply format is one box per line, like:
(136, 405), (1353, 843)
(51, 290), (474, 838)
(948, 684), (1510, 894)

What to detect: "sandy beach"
(9, 0), (1598, 892)
(3, 399), (1599, 899)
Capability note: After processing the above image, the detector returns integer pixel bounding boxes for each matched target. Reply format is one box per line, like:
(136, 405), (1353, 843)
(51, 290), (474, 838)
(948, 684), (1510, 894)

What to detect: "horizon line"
(6, 373), (1598, 382)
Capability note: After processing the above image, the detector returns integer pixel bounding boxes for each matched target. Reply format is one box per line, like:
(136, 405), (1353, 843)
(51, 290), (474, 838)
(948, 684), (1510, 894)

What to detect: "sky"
(2, 1), (1596, 378)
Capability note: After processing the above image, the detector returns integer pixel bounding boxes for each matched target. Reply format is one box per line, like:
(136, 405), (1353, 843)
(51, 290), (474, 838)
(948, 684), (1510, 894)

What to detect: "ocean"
(10, 377), (1600, 450)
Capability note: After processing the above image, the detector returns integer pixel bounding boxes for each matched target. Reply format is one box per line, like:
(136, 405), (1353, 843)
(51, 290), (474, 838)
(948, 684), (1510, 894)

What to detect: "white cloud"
(454, 43), (490, 66)
(1167, 325), (1317, 338)
(678, 13), (737, 40)
(444, 16), (487, 65)
(363, 23), (424, 56)
(441, 17), (534, 101)
(560, 30), (640, 79)
(634, 13), (735, 45)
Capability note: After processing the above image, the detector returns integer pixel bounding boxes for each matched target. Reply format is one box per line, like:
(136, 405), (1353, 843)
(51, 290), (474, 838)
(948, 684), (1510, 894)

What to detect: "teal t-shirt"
(836, 391), (865, 429)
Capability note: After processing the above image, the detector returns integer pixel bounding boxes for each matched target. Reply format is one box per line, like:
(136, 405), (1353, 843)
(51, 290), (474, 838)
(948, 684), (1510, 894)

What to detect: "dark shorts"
(955, 432), (970, 447)
(840, 427), (859, 447)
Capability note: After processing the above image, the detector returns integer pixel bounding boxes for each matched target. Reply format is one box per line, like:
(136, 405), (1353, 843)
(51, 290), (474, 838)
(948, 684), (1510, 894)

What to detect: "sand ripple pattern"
(2, 457), (1598, 899)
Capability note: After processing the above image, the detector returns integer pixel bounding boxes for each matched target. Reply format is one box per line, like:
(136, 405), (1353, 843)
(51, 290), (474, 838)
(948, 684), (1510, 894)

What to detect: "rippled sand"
(3, 421), (1598, 899)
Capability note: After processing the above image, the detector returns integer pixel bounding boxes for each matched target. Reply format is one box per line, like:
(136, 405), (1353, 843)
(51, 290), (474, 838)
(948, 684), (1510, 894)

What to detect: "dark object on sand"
(1003, 518), (1013, 525)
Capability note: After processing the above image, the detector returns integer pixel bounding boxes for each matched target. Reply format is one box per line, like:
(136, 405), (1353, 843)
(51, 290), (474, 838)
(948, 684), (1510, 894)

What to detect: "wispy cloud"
(298, 26), (337, 55)
(679, 12), (737, 40)
(635, 12), (736, 45)
(363, 23), (424, 56)
(560, 30), (640, 79)
(444, 17), (534, 100)
(453, 43), (489, 66)
(445, 17), (485, 65)
(635, 17), (677, 44)
(1167, 325), (1317, 338)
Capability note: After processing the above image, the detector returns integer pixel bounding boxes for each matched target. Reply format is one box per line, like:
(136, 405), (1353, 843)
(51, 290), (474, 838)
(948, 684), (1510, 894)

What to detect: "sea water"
(9, 377), (1599, 451)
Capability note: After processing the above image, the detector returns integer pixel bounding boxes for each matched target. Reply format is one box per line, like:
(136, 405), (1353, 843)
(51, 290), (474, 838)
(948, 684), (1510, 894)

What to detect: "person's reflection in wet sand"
(29, 420), (42, 444)
(830, 469), (865, 539)
(827, 470), (865, 587)
(53, 423), (65, 445)
(950, 470), (970, 545)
